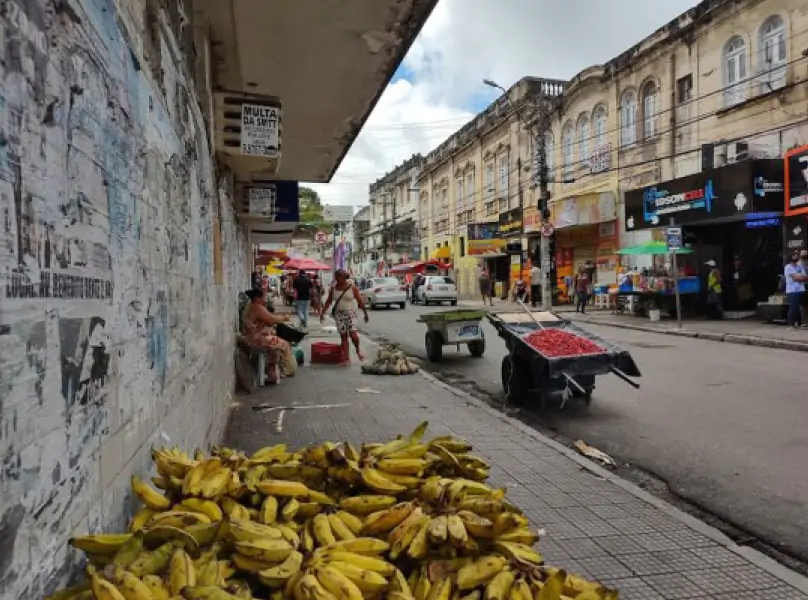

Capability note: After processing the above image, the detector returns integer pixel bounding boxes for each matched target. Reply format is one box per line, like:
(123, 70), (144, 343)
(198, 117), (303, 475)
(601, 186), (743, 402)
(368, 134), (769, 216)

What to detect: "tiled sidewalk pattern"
(225, 337), (808, 600)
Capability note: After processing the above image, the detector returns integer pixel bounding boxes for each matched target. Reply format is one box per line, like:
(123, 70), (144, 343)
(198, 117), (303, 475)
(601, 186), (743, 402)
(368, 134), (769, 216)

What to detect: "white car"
(418, 276), (458, 306)
(362, 277), (407, 309)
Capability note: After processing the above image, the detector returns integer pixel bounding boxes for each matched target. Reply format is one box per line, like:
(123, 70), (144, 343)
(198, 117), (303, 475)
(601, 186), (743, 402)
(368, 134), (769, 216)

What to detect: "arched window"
(759, 16), (787, 90)
(641, 81), (658, 139)
(562, 123), (574, 178)
(724, 36), (747, 106)
(620, 91), (636, 146)
(544, 132), (554, 179)
(577, 115), (590, 164)
(593, 106), (607, 148)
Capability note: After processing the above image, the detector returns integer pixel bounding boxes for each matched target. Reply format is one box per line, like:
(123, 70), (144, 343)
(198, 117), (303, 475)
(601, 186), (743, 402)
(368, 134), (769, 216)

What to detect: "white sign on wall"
(248, 186), (276, 218)
(240, 104), (280, 157)
(322, 204), (354, 222)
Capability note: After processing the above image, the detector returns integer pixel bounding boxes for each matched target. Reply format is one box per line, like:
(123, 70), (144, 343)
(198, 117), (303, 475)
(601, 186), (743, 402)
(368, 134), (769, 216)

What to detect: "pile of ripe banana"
(51, 422), (617, 600)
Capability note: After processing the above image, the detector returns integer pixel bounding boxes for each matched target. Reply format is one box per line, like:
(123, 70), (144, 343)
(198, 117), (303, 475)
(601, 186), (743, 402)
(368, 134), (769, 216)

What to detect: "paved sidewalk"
(457, 299), (808, 352)
(224, 328), (808, 600)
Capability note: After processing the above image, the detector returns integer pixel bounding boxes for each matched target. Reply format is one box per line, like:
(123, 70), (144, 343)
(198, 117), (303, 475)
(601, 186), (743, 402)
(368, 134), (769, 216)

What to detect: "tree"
(298, 186), (333, 232)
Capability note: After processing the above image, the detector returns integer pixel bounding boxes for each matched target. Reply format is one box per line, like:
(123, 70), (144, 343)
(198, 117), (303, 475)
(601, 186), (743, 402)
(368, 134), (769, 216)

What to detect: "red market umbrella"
(390, 261), (424, 274)
(285, 257), (331, 271)
(425, 258), (452, 270)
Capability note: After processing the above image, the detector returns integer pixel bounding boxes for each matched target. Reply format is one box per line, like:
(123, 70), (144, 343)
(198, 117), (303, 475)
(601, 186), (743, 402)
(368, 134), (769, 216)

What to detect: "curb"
(356, 333), (808, 593)
(569, 317), (808, 353)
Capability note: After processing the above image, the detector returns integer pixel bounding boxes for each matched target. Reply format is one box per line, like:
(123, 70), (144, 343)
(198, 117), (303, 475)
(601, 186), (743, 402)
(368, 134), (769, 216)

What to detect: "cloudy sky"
(306, 0), (700, 209)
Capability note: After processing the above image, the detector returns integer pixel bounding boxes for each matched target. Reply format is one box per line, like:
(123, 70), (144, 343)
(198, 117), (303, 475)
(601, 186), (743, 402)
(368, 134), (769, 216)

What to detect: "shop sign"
(523, 207), (541, 233)
(468, 239), (507, 255)
(468, 222), (500, 240)
(242, 180), (299, 222)
(666, 227), (682, 251)
(240, 104), (281, 158)
(499, 208), (523, 235)
(785, 144), (808, 216)
(624, 159), (785, 231)
(551, 192), (616, 229)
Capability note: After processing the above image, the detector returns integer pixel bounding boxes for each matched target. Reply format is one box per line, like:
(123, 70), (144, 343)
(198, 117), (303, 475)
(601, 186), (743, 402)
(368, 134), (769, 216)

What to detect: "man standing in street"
(784, 252), (807, 329)
(292, 270), (313, 328)
(530, 261), (541, 308)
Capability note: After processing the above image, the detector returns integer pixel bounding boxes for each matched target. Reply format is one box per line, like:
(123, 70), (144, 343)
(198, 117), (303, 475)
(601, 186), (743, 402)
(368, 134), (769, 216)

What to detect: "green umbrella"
(616, 240), (693, 255)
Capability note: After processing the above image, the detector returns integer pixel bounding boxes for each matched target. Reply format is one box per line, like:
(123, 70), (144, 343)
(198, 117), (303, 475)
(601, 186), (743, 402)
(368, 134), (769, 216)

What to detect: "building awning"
(432, 246), (452, 259)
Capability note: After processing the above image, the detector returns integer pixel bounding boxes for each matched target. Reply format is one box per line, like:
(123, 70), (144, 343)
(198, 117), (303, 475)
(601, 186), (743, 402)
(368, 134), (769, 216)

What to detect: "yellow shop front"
(551, 192), (619, 297)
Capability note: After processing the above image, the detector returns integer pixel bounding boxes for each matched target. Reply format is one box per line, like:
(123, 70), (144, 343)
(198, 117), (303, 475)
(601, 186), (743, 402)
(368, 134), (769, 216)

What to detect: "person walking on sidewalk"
(575, 266), (590, 314)
(478, 268), (493, 306)
(530, 262), (541, 308)
(292, 270), (313, 328)
(705, 259), (723, 319)
(784, 252), (808, 328)
(321, 269), (369, 365)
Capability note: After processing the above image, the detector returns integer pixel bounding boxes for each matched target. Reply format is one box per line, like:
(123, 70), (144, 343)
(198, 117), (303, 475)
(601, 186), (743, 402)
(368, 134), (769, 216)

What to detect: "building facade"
(367, 155), (425, 273)
(546, 0), (808, 307)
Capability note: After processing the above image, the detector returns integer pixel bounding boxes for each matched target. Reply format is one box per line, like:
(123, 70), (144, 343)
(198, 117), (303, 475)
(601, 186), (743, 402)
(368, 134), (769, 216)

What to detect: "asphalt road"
(360, 303), (808, 562)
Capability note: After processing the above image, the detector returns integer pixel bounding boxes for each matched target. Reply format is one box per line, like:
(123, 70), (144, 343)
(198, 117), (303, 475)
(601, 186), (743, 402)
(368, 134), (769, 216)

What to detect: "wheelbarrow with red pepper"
(486, 311), (641, 407)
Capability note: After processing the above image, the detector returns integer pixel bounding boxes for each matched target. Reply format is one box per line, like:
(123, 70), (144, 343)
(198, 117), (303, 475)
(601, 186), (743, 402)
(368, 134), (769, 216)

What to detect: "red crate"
(310, 341), (344, 364)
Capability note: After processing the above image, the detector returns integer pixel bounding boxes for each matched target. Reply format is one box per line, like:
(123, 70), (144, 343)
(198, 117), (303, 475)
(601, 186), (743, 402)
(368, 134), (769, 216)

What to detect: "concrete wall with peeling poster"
(0, 0), (249, 597)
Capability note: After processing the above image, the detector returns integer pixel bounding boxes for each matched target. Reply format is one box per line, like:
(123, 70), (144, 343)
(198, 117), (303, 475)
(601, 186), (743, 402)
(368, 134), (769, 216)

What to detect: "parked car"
(362, 277), (407, 309)
(417, 276), (458, 306)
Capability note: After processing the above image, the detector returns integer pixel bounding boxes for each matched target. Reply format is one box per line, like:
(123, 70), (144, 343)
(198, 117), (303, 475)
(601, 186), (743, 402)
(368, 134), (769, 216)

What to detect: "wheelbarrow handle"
(610, 366), (640, 389)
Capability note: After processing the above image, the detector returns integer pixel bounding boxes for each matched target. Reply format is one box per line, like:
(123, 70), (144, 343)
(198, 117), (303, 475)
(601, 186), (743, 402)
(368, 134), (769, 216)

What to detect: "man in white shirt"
(784, 252), (808, 328)
(530, 263), (541, 308)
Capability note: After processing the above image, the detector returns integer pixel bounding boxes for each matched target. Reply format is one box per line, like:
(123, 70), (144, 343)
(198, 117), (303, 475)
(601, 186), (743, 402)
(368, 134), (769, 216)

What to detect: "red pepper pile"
(523, 328), (606, 357)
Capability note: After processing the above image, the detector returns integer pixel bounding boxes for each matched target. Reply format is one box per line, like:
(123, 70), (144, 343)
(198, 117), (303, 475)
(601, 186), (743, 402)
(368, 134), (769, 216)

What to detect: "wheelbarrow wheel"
(425, 330), (443, 362)
(468, 338), (485, 357)
(501, 355), (528, 404)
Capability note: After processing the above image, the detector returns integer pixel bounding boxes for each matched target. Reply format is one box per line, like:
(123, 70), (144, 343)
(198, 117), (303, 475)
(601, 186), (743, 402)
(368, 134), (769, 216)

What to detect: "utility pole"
(536, 99), (553, 311)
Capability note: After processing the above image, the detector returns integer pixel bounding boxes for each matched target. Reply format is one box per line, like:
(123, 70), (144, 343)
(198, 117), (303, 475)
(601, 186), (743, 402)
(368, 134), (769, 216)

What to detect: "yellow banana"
(390, 515), (428, 560)
(412, 567), (431, 600)
(312, 513), (337, 546)
(509, 577), (532, 600)
(90, 574), (125, 600)
(132, 475), (172, 510)
(327, 513), (355, 540)
(360, 467), (407, 494)
(428, 435), (472, 453)
(301, 520), (316, 553)
(112, 532), (144, 568)
(112, 566), (159, 600)
(328, 561), (387, 593)
(335, 511), (364, 535)
(278, 524), (302, 549)
(406, 519), (431, 560)
(495, 528), (540, 546)
(492, 513), (528, 537)
(457, 497), (503, 516)
(459, 592), (482, 600)
(185, 522), (222, 547)
(68, 533), (133, 555)
(228, 518), (283, 543)
(143, 526), (200, 556)
(227, 471), (245, 498)
(376, 458), (431, 476)
(169, 548), (197, 595)
(129, 541), (184, 577)
(389, 592), (413, 600)
(180, 499), (224, 522)
(129, 508), (156, 532)
(420, 477), (451, 503)
(390, 568), (413, 596)
(426, 515), (449, 544)
(457, 556), (508, 590)
(532, 569), (565, 600)
(260, 496), (279, 524)
(381, 472), (424, 489)
(446, 514), (468, 547)
(257, 550), (304, 587)
(231, 553), (278, 573)
(281, 498), (300, 521)
(388, 506), (425, 546)
(234, 538), (294, 562)
(44, 580), (91, 600)
(183, 460), (221, 496)
(427, 443), (462, 471)
(198, 467), (232, 499)
(257, 479), (311, 498)
(314, 565), (364, 600)
(361, 502), (414, 536)
(251, 443), (288, 462)
(484, 568), (515, 600)
(457, 511), (494, 538)
(296, 502), (323, 519)
(141, 575), (171, 600)
(326, 537), (389, 555)
(197, 560), (227, 587)
(537, 568), (603, 599)
(298, 572), (337, 600)
(386, 443), (429, 459)
(428, 577), (454, 600)
(493, 541), (542, 566)
(339, 495), (398, 515)
(320, 551), (395, 576)
(148, 510), (211, 529)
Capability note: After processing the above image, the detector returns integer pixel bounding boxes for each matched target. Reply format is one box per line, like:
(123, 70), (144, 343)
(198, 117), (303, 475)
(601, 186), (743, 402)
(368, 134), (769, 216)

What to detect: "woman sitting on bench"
(242, 288), (296, 384)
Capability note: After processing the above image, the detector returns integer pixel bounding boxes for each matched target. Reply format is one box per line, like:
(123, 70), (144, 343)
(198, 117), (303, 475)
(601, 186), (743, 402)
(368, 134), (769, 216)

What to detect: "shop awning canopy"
(431, 246), (452, 260)
(390, 259), (452, 274)
(617, 241), (693, 255)
(285, 257), (331, 271)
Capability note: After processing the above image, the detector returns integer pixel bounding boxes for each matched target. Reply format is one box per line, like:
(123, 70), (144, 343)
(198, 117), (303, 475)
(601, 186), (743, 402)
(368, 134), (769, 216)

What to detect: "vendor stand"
(615, 241), (701, 320)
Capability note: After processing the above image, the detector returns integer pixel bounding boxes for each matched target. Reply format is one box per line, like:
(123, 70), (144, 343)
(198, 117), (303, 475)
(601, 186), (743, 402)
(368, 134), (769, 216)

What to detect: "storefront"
(523, 207), (542, 260)
(468, 222), (509, 297)
(624, 159), (786, 313)
(550, 192), (619, 298)
(784, 144), (808, 253)
(499, 208), (524, 296)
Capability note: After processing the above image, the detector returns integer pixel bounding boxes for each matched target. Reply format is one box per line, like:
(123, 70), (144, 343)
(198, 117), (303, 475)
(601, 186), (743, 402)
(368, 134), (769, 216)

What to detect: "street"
(360, 303), (808, 562)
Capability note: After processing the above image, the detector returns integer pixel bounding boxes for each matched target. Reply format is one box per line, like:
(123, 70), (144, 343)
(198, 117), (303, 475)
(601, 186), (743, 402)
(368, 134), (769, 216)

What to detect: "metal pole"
(537, 100), (553, 311)
(669, 218), (683, 328)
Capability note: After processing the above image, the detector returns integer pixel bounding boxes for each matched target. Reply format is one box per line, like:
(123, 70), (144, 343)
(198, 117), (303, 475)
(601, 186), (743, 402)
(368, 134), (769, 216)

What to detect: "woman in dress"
(320, 269), (369, 365)
(241, 288), (296, 383)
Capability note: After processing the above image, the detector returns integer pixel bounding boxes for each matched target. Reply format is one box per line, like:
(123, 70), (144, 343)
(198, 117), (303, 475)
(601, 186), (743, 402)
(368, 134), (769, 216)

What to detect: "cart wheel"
(425, 331), (443, 362)
(501, 355), (528, 403)
(468, 339), (485, 357)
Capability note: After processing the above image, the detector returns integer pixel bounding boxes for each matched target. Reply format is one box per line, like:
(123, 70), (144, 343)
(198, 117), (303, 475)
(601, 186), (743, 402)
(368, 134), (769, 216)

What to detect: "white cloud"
(308, 0), (700, 210)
